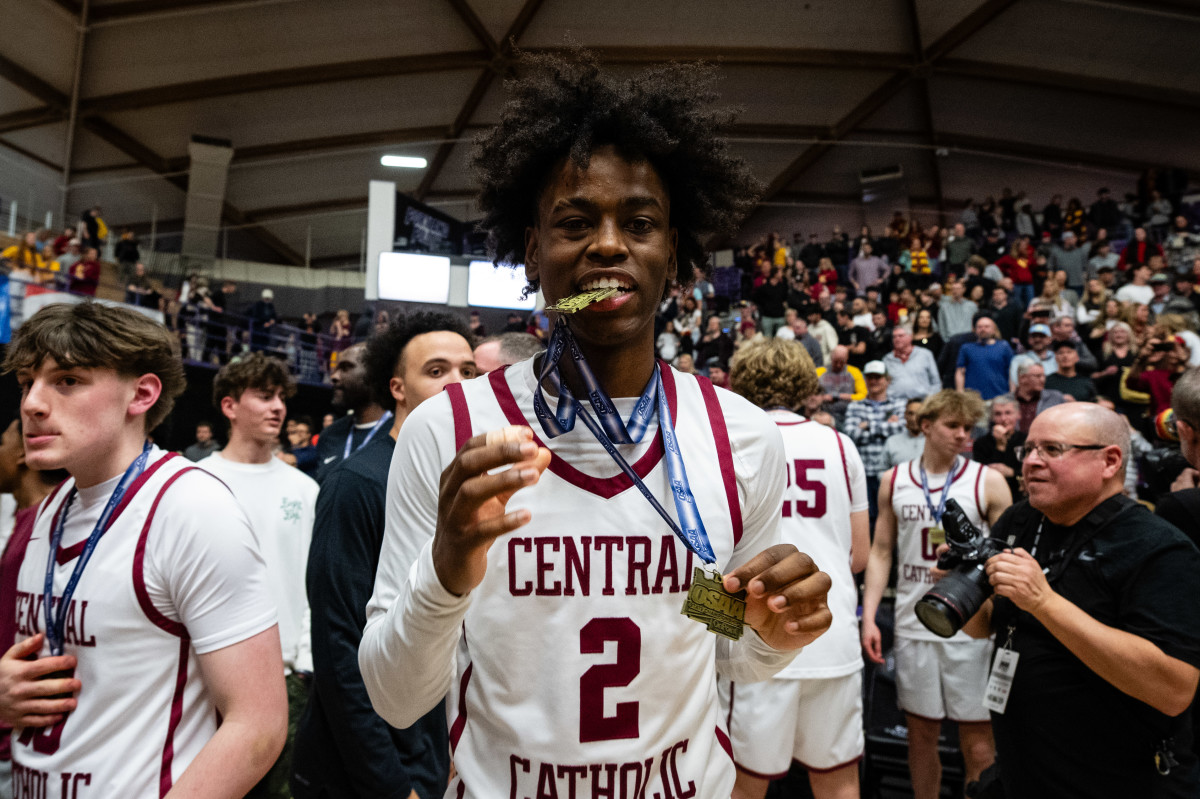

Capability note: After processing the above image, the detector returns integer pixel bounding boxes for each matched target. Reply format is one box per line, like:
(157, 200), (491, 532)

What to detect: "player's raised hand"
(722, 544), (832, 651)
(432, 426), (551, 597)
(0, 634), (81, 728)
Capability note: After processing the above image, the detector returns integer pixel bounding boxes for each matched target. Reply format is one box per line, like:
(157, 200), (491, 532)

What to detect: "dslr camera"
(914, 498), (1006, 638)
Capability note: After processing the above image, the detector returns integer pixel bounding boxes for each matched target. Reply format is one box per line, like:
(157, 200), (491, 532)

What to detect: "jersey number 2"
(579, 618), (640, 743)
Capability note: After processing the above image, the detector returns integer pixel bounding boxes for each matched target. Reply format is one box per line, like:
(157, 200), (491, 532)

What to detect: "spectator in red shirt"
(70, 247), (102, 296)
(1118, 227), (1165, 271)
(995, 240), (1036, 308)
(1122, 332), (1191, 421)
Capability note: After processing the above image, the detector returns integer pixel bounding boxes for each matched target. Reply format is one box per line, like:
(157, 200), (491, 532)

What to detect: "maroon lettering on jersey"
(506, 536), (695, 598)
(13, 593), (95, 648)
(625, 537), (652, 596)
(12, 762), (48, 799)
(563, 537), (591, 596)
(507, 739), (695, 799)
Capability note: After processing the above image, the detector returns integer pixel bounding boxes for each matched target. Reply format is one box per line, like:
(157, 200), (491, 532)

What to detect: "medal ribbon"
(918, 456), (960, 526)
(343, 410), (394, 460)
(531, 319), (716, 564)
(44, 441), (152, 656)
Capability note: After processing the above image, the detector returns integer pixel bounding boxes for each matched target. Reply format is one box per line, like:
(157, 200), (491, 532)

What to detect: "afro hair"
(471, 48), (762, 292)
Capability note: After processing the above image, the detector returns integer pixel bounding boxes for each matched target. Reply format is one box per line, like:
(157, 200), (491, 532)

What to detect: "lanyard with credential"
(919, 456), (960, 527)
(531, 319), (717, 564)
(44, 441), (152, 656)
(343, 411), (393, 460)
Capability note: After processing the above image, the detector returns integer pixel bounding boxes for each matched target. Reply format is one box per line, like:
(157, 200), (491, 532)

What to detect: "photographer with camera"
(1157, 369), (1200, 549)
(862, 390), (1012, 799)
(1122, 332), (1192, 420)
(961, 403), (1200, 797)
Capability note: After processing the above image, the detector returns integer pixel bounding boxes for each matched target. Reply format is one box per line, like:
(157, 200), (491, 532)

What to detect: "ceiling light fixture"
(381, 155), (428, 169)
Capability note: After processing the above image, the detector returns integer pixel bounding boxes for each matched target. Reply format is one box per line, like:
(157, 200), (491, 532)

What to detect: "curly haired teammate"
(722, 339), (870, 799)
(359, 51), (832, 799)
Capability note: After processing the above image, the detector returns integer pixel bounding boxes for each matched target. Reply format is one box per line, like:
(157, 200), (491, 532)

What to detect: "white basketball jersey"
(768, 411), (867, 679)
(12, 450), (276, 797)
(890, 457), (989, 642)
(423, 362), (783, 799)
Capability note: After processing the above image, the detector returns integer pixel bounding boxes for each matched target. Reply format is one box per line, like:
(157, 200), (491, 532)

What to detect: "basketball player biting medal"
(359, 51), (833, 799)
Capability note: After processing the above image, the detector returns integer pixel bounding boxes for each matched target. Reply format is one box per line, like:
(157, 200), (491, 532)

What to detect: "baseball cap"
(261, 288), (274, 300)
(1062, 231), (1076, 240)
(863, 360), (888, 376)
(1029, 324), (1052, 337)
(1097, 263), (1115, 273)
(1150, 273), (1170, 284)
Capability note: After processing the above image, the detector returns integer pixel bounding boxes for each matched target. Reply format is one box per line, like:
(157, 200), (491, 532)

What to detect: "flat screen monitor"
(467, 260), (536, 310)
(377, 252), (451, 303)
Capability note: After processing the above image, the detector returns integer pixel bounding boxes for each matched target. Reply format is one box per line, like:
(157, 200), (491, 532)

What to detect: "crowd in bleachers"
(655, 180), (1200, 505)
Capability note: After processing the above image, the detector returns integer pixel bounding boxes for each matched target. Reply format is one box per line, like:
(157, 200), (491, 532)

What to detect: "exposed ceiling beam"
(1060, 0), (1200, 23)
(444, 0), (500, 57)
(760, 0), (1018, 203)
(557, 45), (908, 71)
(772, 190), (946, 208)
(0, 137), (60, 171)
(79, 117), (305, 264)
(242, 196), (368, 222)
(78, 51), (488, 116)
(0, 107), (66, 135)
(87, 0), (299, 23)
(0, 53), (69, 109)
(414, 0), (546, 201)
(937, 58), (1200, 113)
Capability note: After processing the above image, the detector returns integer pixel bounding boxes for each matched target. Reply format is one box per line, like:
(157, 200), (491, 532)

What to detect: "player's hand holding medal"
(434, 289), (830, 648)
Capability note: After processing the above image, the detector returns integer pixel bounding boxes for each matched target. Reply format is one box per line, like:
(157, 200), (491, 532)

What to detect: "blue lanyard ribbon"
(343, 410), (393, 459)
(532, 319), (716, 564)
(918, 456), (960, 526)
(44, 442), (152, 656)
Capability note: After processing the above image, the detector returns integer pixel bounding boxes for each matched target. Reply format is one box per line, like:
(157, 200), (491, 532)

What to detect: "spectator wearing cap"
(1012, 361), (1068, 432)
(1174, 271), (1200, 317)
(955, 315), (1013, 400)
(805, 304), (838, 368)
(1049, 231), (1089, 297)
(1087, 241), (1119, 281)
(1009, 323), (1057, 388)
(1050, 315), (1097, 375)
(249, 288), (280, 353)
(1149, 273), (1175, 317)
(704, 358), (729, 389)
(1045, 339), (1097, 402)
(843, 360), (907, 527)
(882, 326), (941, 400)
(1116, 264), (1155, 307)
(1118, 227), (1165, 271)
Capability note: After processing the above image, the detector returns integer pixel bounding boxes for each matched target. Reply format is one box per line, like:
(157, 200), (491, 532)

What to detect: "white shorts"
(894, 636), (992, 723)
(718, 672), (864, 777)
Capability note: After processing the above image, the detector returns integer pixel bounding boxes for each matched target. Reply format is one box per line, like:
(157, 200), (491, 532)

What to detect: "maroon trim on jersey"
(448, 661), (473, 752)
(697, 376), (743, 545)
(833, 429), (852, 497)
(715, 726), (735, 761)
(796, 754), (863, 774)
(725, 682), (736, 731)
(973, 463), (985, 519)
(133, 467), (199, 638)
(888, 465), (899, 494)
(454, 781), (465, 799)
(159, 634), (191, 798)
(905, 458), (970, 493)
(56, 453), (176, 565)
(733, 761), (789, 781)
(446, 382), (472, 450)
(486, 363), (679, 499)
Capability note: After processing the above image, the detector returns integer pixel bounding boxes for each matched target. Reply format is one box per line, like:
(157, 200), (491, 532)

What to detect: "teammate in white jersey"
(862, 389), (1012, 799)
(723, 339), (870, 799)
(359, 51), (833, 799)
(0, 301), (285, 798)
(199, 352), (319, 799)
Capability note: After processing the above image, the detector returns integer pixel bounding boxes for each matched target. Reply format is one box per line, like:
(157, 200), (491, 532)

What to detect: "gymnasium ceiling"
(0, 0), (1197, 268)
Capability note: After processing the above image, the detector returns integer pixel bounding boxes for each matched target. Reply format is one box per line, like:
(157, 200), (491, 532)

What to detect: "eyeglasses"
(1015, 442), (1107, 461)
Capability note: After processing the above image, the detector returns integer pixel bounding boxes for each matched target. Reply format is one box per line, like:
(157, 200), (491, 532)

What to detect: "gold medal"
(927, 526), (946, 546)
(545, 287), (621, 314)
(680, 567), (746, 641)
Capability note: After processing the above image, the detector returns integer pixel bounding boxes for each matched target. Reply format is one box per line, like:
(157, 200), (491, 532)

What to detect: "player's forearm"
(1034, 593), (1200, 716)
(861, 544), (892, 626)
(166, 715), (284, 799)
(715, 627), (800, 683)
(359, 542), (467, 729)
